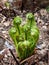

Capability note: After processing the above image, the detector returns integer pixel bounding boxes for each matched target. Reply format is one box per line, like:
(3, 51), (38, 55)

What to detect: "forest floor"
(0, 8), (49, 65)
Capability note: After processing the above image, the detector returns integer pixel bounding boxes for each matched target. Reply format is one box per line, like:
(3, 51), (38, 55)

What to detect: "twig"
(0, 33), (20, 65)
(9, 49), (20, 65)
(20, 55), (35, 65)
(0, 33), (12, 44)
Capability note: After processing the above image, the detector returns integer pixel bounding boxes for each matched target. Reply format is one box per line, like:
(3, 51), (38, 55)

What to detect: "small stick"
(9, 49), (20, 65)
(0, 34), (12, 45)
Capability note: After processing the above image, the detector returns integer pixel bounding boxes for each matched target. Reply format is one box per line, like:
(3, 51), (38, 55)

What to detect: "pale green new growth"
(9, 13), (39, 60)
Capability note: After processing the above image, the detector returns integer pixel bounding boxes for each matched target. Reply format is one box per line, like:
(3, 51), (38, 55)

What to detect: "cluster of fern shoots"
(9, 13), (39, 60)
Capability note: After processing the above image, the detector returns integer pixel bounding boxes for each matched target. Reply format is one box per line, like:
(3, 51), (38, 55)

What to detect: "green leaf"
(46, 6), (49, 12)
(5, 2), (10, 8)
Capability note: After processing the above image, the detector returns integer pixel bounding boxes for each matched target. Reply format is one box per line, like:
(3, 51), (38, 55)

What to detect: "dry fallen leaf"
(0, 54), (4, 60)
